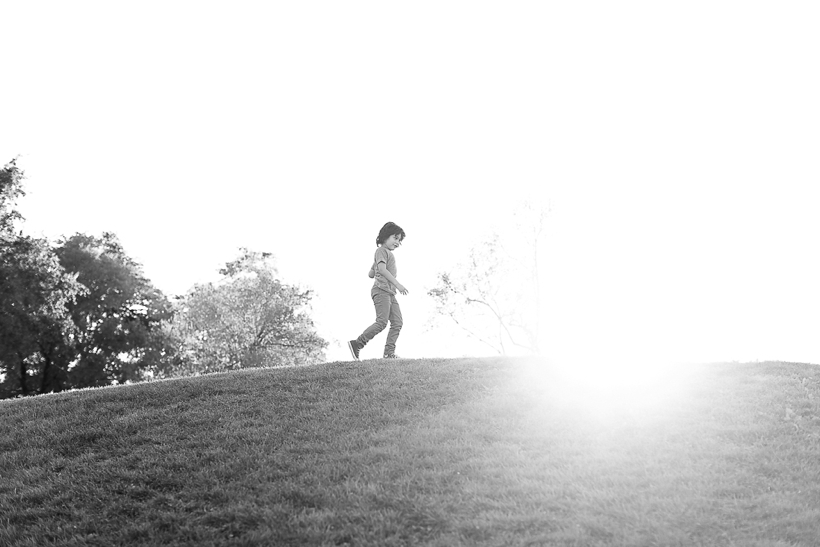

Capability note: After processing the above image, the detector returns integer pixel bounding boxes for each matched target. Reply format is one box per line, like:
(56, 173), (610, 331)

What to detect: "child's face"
(384, 234), (403, 251)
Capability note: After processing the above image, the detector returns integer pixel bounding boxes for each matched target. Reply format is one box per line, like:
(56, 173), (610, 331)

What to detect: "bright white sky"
(2, 1), (818, 366)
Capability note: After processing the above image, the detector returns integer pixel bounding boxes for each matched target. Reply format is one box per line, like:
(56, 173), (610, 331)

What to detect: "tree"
(171, 249), (326, 375)
(427, 199), (550, 356)
(0, 236), (84, 397)
(1, 159), (176, 398)
(47, 232), (177, 388)
(0, 158), (24, 236)
(0, 159), (83, 398)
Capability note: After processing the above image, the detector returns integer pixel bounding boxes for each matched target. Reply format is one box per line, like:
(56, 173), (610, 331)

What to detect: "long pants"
(356, 289), (403, 355)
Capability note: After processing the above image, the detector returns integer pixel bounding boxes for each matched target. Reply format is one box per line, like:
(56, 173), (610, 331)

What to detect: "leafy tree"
(427, 200), (550, 356)
(48, 232), (177, 388)
(1, 158), (25, 235)
(1, 159), (176, 398)
(0, 237), (83, 397)
(0, 160), (83, 398)
(171, 249), (326, 375)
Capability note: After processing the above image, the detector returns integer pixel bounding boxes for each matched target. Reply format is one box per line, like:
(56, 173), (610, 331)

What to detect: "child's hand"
(396, 283), (409, 296)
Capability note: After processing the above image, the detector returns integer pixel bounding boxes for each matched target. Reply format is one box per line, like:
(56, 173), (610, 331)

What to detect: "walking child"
(348, 222), (408, 360)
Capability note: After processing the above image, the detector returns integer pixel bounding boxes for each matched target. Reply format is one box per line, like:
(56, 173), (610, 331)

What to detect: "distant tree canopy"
(1, 160), (84, 397)
(171, 249), (327, 376)
(47, 232), (177, 389)
(0, 174), (177, 397)
(1, 158), (25, 234)
(1, 158), (328, 398)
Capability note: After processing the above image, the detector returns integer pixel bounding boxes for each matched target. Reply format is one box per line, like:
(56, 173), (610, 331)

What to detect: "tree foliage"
(1, 159), (178, 397)
(171, 249), (327, 375)
(0, 236), (84, 396)
(2, 157), (327, 396)
(49, 232), (177, 388)
(0, 160), (84, 397)
(0, 158), (25, 236)
(427, 200), (550, 356)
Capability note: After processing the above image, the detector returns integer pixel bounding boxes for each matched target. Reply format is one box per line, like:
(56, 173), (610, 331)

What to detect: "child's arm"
(377, 262), (408, 295)
(368, 264), (375, 278)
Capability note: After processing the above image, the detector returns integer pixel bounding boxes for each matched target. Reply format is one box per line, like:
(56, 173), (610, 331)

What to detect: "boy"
(348, 222), (408, 360)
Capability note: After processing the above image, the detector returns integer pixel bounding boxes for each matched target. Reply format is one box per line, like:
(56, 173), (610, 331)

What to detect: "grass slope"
(2, 356), (820, 546)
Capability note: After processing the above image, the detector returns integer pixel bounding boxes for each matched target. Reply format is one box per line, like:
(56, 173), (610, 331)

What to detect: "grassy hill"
(2, 356), (820, 546)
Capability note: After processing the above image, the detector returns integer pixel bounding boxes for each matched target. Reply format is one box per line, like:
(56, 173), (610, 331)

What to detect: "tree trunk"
(17, 351), (29, 396)
(38, 352), (65, 394)
(39, 354), (51, 394)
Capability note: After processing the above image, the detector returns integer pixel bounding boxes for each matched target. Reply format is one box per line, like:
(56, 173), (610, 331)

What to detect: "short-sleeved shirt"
(372, 246), (397, 295)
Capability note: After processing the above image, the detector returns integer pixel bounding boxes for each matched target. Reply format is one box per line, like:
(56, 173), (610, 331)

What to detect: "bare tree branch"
(446, 310), (503, 354)
(426, 199), (550, 357)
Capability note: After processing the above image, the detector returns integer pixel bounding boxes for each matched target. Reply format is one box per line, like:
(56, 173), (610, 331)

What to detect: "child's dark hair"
(376, 222), (406, 246)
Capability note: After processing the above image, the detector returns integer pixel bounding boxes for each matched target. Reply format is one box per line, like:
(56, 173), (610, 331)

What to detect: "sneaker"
(383, 353), (400, 359)
(347, 340), (362, 361)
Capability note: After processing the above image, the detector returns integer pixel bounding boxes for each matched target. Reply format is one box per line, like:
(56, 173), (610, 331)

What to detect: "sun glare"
(521, 356), (703, 421)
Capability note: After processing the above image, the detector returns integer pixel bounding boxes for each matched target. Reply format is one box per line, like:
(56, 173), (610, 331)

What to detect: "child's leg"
(356, 292), (392, 348)
(384, 295), (403, 356)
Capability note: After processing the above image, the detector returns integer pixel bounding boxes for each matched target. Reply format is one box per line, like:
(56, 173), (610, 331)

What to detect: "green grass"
(2, 356), (820, 546)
